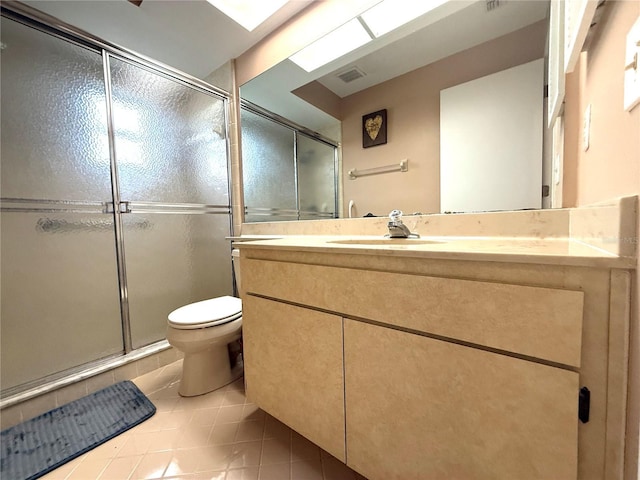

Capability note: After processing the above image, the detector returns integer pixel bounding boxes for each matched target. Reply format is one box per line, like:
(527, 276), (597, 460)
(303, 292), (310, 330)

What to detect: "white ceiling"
(318, 0), (549, 98)
(21, 0), (312, 80)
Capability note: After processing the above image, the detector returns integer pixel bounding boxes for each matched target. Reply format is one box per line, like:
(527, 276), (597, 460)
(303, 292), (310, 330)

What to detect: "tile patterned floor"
(41, 360), (366, 480)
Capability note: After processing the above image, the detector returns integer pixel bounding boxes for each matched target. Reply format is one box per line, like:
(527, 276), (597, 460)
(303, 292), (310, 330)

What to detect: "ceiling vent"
(336, 67), (366, 83)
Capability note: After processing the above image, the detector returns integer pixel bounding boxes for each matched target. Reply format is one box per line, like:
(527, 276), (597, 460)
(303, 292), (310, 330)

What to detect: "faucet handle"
(389, 209), (403, 222)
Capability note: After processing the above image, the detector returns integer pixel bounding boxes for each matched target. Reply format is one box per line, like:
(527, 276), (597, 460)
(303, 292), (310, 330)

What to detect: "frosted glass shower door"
(241, 109), (297, 222)
(297, 134), (337, 220)
(0, 17), (123, 391)
(109, 57), (232, 349)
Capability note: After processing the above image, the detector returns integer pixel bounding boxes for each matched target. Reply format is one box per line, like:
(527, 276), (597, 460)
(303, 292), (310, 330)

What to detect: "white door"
(440, 58), (544, 213)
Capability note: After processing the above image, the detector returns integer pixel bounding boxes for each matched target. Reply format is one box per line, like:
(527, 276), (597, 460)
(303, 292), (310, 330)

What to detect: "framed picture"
(362, 109), (387, 148)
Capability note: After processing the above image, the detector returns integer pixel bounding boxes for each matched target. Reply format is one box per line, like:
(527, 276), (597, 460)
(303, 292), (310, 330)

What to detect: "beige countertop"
(234, 235), (636, 268)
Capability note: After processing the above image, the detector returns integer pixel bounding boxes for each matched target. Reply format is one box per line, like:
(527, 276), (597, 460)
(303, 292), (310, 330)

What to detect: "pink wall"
(340, 21), (547, 217)
(563, 3), (640, 479)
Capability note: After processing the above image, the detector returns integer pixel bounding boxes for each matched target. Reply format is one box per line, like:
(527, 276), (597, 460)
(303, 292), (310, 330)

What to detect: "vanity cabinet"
(239, 247), (631, 480)
(242, 295), (346, 462)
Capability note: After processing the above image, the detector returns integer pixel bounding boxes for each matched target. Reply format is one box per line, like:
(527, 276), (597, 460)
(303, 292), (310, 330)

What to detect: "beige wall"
(563, 2), (640, 208)
(562, 3), (640, 479)
(340, 21), (547, 217)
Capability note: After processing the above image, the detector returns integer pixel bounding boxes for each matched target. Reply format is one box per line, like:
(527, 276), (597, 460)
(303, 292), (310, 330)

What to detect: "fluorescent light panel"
(289, 18), (372, 72)
(360, 0), (449, 37)
(206, 0), (289, 31)
(289, 0), (450, 72)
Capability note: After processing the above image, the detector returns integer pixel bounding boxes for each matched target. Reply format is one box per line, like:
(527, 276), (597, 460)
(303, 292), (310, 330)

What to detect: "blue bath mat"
(1, 380), (156, 480)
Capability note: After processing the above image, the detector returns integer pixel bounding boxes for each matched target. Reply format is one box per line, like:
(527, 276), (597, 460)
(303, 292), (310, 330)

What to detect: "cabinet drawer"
(242, 258), (584, 366)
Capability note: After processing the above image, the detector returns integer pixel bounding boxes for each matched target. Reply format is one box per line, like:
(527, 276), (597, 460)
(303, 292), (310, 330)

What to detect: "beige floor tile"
(227, 440), (262, 469)
(146, 428), (181, 453)
(258, 462), (290, 480)
(65, 456), (111, 480)
(39, 456), (83, 479)
(195, 444), (234, 472)
(189, 407), (220, 426)
(141, 410), (192, 432)
(292, 457), (324, 480)
(116, 432), (154, 457)
(86, 435), (129, 460)
(208, 422), (239, 445)
(225, 466), (260, 480)
(174, 393), (225, 411)
(291, 432), (321, 463)
(321, 452), (359, 480)
(241, 404), (265, 423)
(98, 455), (141, 480)
(177, 471), (227, 480)
(164, 447), (209, 477)
(226, 378), (245, 392)
(131, 451), (172, 479)
(263, 415), (290, 441)
(177, 424), (213, 449)
(216, 404), (246, 424)
(222, 389), (246, 407)
(150, 396), (181, 413)
(260, 437), (291, 466)
(235, 420), (264, 443)
(132, 413), (167, 433)
(133, 372), (165, 395)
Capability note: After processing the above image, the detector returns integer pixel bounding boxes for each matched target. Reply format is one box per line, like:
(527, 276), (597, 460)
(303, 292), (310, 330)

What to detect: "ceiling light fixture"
(289, 18), (373, 72)
(360, 0), (449, 37)
(206, 0), (289, 32)
(289, 0), (449, 73)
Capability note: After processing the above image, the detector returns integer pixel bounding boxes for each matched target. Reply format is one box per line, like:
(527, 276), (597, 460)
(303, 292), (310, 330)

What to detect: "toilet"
(166, 250), (243, 397)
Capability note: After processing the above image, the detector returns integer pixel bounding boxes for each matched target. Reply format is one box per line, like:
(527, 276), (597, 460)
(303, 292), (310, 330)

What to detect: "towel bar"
(348, 159), (408, 180)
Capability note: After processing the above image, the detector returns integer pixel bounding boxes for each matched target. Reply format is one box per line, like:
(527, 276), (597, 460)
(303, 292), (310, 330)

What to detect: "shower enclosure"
(240, 103), (339, 223)
(0, 8), (233, 397)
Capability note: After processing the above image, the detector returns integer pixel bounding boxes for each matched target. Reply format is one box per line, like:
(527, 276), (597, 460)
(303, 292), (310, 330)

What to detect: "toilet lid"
(168, 296), (242, 330)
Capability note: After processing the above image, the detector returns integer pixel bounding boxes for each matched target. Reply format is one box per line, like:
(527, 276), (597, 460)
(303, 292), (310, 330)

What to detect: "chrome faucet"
(386, 210), (420, 238)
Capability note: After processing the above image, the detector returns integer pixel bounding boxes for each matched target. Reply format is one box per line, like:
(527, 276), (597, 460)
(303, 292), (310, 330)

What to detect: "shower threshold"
(0, 340), (172, 410)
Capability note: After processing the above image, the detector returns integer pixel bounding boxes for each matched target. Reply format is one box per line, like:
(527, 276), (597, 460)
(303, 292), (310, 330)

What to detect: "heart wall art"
(362, 109), (387, 148)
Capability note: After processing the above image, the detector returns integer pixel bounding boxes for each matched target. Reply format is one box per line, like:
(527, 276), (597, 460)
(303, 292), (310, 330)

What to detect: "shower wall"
(0, 14), (233, 394)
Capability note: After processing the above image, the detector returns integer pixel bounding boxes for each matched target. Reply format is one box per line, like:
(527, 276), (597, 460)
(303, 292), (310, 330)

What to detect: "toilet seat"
(168, 296), (242, 330)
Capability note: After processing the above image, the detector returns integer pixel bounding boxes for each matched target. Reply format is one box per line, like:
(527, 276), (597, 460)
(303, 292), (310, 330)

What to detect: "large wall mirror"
(240, 0), (552, 220)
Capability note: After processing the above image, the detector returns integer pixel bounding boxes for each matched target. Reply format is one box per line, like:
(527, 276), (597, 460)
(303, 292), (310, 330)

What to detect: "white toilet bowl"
(166, 295), (242, 397)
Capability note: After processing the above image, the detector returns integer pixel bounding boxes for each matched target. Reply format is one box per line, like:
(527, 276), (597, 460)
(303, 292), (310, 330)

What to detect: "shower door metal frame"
(0, 2), (235, 402)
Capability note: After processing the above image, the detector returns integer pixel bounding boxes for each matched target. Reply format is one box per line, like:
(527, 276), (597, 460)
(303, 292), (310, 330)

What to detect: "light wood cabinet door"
(242, 295), (346, 461)
(344, 320), (579, 480)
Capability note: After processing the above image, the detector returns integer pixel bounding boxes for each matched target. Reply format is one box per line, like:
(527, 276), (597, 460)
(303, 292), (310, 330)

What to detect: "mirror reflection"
(240, 0), (550, 220)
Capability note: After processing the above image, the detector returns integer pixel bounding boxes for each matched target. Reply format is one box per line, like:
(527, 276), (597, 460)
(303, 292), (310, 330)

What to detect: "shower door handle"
(118, 201), (131, 214)
(104, 201), (131, 214)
